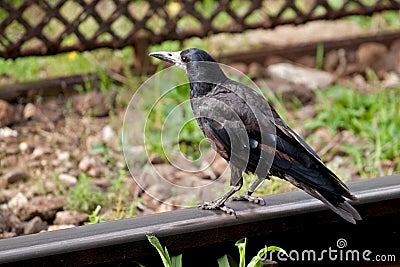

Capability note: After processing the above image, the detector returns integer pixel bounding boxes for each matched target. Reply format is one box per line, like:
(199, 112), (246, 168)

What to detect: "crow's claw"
(231, 195), (266, 205)
(200, 201), (236, 217)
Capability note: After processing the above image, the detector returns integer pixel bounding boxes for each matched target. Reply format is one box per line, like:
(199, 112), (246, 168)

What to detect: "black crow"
(149, 48), (361, 224)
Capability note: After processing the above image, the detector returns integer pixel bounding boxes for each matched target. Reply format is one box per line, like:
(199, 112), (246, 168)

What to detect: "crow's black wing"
(268, 109), (361, 223)
(271, 111), (355, 199)
(217, 79), (360, 223)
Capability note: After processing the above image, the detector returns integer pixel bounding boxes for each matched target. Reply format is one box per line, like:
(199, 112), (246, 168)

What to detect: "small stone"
(267, 63), (334, 89)
(47, 224), (75, 232)
(324, 50), (341, 73)
(78, 156), (104, 177)
(19, 142), (29, 153)
(54, 210), (88, 226)
(0, 127), (18, 138)
(17, 196), (66, 221)
(7, 211), (24, 235)
(92, 177), (111, 188)
(153, 164), (179, 182)
(57, 151), (70, 162)
(78, 156), (97, 172)
(265, 77), (316, 105)
(31, 147), (45, 160)
(24, 216), (47, 235)
(142, 184), (172, 210)
(23, 103), (37, 120)
(99, 125), (115, 145)
(357, 42), (389, 75)
(8, 192), (28, 210)
(72, 92), (109, 117)
(4, 169), (29, 184)
(0, 232), (16, 239)
(3, 169), (29, 184)
(0, 100), (15, 127)
(58, 173), (78, 187)
(0, 210), (12, 233)
(381, 72), (400, 88)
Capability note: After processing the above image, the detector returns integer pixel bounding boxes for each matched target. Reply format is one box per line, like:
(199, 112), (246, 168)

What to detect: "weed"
(306, 85), (400, 177)
(218, 238), (285, 267)
(90, 142), (112, 164)
(52, 173), (68, 196)
(144, 235), (285, 267)
(67, 173), (105, 213)
(147, 234), (182, 267)
(315, 43), (324, 70)
(106, 170), (139, 220)
(86, 205), (106, 224)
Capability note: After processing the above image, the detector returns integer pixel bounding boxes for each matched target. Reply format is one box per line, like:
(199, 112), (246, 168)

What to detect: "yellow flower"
(167, 2), (181, 16)
(68, 51), (77, 60)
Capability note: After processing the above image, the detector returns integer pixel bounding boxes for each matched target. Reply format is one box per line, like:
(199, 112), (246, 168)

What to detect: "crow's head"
(180, 48), (217, 63)
(150, 48), (227, 96)
(149, 48), (217, 72)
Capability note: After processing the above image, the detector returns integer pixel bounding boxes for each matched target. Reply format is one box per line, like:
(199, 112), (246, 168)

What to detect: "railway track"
(0, 175), (399, 266)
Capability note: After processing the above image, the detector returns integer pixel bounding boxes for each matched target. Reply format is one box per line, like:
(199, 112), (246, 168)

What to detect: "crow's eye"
(181, 56), (188, 62)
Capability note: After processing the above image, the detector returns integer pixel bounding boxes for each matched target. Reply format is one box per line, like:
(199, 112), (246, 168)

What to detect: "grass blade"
(235, 238), (247, 267)
(217, 254), (231, 267)
(171, 254), (182, 267)
(146, 234), (172, 267)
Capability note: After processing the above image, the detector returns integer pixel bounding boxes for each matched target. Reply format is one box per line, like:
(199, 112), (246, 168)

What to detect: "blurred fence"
(1, 0), (400, 67)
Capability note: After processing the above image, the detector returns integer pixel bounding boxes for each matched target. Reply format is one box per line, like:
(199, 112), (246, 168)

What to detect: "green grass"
(343, 10), (400, 29)
(67, 170), (138, 220)
(306, 85), (400, 177)
(145, 235), (285, 267)
(142, 74), (206, 162)
(67, 173), (105, 213)
(0, 47), (134, 84)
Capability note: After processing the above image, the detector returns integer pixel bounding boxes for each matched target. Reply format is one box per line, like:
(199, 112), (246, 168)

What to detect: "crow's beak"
(149, 51), (183, 66)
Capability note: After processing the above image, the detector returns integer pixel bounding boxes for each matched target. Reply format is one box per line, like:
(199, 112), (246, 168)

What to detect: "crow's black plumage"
(150, 48), (361, 224)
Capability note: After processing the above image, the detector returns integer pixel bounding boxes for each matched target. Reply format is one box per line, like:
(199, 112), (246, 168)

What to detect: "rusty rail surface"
(0, 174), (399, 266)
(1, 0), (399, 62)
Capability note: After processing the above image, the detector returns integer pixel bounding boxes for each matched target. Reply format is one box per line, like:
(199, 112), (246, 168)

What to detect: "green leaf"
(146, 234), (172, 267)
(267, 246), (286, 254)
(217, 254), (231, 267)
(248, 247), (267, 267)
(171, 254), (182, 267)
(235, 238), (247, 267)
(247, 245), (287, 267)
(132, 261), (146, 267)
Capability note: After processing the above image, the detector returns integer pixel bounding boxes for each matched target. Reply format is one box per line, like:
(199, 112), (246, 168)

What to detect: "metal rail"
(0, 175), (399, 266)
(219, 31), (400, 65)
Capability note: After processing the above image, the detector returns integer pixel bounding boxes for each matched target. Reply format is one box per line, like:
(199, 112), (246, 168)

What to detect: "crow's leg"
(200, 182), (242, 215)
(231, 176), (266, 205)
(200, 166), (243, 216)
